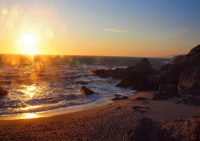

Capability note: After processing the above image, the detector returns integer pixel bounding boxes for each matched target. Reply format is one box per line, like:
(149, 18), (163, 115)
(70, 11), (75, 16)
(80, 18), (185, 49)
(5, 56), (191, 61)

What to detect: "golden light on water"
(25, 85), (36, 98)
(24, 113), (37, 119)
(11, 55), (20, 66)
(2, 55), (11, 64)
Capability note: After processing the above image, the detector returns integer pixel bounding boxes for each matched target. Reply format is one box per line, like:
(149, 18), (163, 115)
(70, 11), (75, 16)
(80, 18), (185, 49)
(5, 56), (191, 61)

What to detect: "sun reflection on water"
(23, 113), (37, 119)
(22, 84), (37, 98)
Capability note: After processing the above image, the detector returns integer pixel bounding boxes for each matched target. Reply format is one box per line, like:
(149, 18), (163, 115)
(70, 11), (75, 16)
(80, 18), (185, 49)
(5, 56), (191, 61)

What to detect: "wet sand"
(0, 92), (200, 140)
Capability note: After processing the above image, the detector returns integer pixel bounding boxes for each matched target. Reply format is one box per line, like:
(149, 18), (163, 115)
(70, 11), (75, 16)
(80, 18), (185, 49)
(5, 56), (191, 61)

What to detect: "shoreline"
(0, 91), (199, 140)
(0, 97), (114, 120)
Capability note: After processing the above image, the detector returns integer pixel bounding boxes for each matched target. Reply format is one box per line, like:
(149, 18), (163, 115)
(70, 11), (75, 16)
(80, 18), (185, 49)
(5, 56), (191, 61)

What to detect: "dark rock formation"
(127, 118), (161, 141)
(178, 67), (200, 97)
(159, 84), (178, 97)
(116, 58), (159, 91)
(93, 68), (133, 79)
(135, 58), (154, 72)
(160, 44), (200, 72)
(0, 87), (8, 96)
(180, 95), (200, 106)
(152, 84), (178, 100)
(127, 116), (200, 141)
(94, 44), (200, 102)
(135, 97), (148, 101)
(79, 86), (96, 95)
(112, 96), (129, 101)
(160, 117), (200, 141)
(188, 44), (200, 55)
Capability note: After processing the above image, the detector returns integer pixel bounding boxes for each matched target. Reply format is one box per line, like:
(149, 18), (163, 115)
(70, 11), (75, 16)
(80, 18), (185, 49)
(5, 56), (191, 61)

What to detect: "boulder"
(151, 92), (167, 100)
(135, 58), (154, 72)
(180, 95), (200, 106)
(79, 86), (96, 95)
(93, 68), (133, 79)
(178, 67), (200, 97)
(160, 117), (200, 141)
(127, 118), (161, 141)
(159, 84), (178, 97)
(135, 97), (148, 101)
(0, 87), (8, 96)
(159, 70), (180, 86)
(112, 96), (129, 101)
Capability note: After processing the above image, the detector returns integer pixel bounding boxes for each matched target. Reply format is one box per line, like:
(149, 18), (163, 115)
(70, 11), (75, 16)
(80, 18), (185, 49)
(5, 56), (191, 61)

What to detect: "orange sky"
(0, 0), (199, 57)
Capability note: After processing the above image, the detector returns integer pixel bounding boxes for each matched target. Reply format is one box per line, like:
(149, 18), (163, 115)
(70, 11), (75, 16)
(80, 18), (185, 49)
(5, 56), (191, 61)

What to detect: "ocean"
(0, 55), (172, 119)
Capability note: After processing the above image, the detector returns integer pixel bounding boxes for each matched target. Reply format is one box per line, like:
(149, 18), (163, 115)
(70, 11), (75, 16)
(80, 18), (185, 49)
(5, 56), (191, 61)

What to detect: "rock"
(127, 118), (161, 141)
(114, 93), (122, 97)
(117, 74), (160, 91)
(160, 117), (200, 141)
(135, 58), (154, 72)
(159, 84), (178, 98)
(79, 86), (96, 95)
(178, 67), (200, 97)
(159, 70), (180, 86)
(132, 106), (142, 110)
(95, 58), (159, 90)
(127, 116), (200, 141)
(135, 97), (148, 101)
(0, 87), (8, 96)
(151, 92), (167, 100)
(94, 68), (133, 79)
(160, 44), (200, 72)
(112, 96), (129, 101)
(180, 95), (200, 106)
(188, 44), (200, 55)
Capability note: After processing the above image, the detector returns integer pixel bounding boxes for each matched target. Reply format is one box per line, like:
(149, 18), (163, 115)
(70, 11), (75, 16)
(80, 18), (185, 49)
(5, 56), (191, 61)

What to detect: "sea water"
(0, 55), (171, 120)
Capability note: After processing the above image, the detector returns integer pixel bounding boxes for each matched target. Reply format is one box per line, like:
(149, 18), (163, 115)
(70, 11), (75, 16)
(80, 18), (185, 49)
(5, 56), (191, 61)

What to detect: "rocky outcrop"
(160, 44), (200, 72)
(115, 59), (159, 91)
(135, 58), (154, 72)
(127, 116), (200, 141)
(178, 67), (200, 97)
(117, 74), (160, 91)
(180, 95), (200, 106)
(94, 44), (200, 102)
(79, 86), (96, 95)
(151, 84), (178, 100)
(160, 117), (200, 141)
(0, 87), (8, 96)
(188, 44), (200, 55)
(159, 84), (178, 97)
(94, 68), (132, 79)
(127, 118), (161, 141)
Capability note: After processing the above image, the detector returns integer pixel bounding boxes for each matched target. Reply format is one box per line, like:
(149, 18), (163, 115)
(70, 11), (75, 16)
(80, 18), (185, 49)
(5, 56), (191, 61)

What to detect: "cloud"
(161, 38), (176, 41)
(153, 30), (188, 42)
(173, 30), (188, 38)
(104, 28), (128, 33)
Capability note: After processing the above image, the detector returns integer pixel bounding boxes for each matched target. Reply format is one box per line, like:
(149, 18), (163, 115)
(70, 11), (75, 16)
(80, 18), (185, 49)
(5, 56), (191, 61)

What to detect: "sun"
(20, 33), (37, 54)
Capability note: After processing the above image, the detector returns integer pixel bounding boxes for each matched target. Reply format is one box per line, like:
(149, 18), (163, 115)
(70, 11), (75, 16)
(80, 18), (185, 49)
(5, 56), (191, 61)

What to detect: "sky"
(0, 0), (199, 57)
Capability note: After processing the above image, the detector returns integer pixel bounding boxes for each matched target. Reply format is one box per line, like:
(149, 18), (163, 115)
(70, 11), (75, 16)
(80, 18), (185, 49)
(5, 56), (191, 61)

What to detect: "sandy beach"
(0, 92), (199, 140)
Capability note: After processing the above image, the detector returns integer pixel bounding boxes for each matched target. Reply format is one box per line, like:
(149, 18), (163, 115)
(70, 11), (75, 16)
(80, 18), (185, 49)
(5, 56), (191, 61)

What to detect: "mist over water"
(0, 55), (171, 119)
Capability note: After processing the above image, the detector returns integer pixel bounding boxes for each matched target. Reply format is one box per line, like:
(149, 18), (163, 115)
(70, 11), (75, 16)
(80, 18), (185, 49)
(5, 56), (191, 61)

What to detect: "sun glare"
(20, 34), (37, 54)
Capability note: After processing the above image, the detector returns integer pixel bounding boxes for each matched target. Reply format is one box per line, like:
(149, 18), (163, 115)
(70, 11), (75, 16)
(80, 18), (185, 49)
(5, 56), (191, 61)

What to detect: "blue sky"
(0, 0), (200, 57)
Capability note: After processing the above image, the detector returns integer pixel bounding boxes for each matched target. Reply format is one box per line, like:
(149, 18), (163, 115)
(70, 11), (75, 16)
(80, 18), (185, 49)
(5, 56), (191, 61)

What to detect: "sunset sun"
(20, 34), (37, 54)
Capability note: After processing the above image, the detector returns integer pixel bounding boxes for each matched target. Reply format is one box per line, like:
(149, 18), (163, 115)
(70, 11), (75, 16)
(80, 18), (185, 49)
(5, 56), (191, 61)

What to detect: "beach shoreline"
(0, 91), (199, 140)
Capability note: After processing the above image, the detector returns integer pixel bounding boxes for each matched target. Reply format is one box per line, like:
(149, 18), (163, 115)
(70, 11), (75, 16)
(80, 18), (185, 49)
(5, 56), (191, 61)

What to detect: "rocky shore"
(94, 44), (200, 106)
